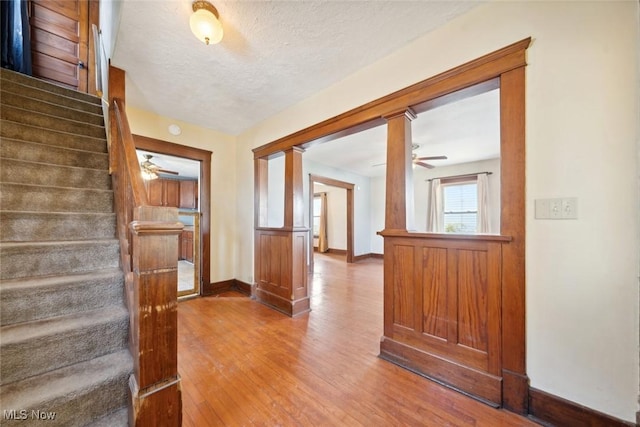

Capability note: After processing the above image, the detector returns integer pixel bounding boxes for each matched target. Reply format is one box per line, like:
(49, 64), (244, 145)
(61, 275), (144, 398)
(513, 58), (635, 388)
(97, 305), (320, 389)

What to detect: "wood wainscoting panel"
(255, 228), (309, 317)
(422, 247), (448, 339)
(392, 245), (415, 329)
(380, 235), (503, 406)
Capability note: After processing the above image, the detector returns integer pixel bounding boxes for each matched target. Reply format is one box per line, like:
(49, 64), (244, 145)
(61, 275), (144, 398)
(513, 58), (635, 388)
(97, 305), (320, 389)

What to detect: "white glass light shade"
(190, 6), (223, 45)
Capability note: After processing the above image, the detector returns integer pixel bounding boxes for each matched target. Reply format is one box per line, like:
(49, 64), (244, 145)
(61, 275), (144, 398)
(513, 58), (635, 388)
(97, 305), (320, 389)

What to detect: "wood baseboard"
(353, 253), (384, 262)
(203, 279), (254, 297)
(528, 388), (636, 427)
(233, 279), (254, 297)
(202, 279), (234, 295)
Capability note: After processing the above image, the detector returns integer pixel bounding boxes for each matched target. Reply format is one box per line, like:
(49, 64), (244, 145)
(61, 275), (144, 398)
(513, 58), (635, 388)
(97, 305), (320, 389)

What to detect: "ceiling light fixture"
(140, 154), (159, 181)
(190, 1), (223, 45)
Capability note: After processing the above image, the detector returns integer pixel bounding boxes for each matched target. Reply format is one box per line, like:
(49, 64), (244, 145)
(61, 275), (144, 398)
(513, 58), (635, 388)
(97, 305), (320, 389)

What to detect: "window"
(443, 180), (478, 234)
(312, 195), (322, 237)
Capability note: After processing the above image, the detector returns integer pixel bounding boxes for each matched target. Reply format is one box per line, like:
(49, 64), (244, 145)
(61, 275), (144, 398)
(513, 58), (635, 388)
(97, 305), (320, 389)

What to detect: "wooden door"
(29, 0), (90, 91)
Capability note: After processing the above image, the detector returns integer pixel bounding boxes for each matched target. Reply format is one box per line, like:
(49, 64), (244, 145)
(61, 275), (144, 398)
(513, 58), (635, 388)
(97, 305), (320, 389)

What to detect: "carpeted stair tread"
(85, 408), (128, 427)
(0, 120), (108, 153)
(0, 239), (120, 280)
(0, 68), (101, 105)
(1, 105), (105, 139)
(0, 80), (103, 115)
(0, 305), (129, 385)
(0, 350), (131, 427)
(1, 90), (104, 126)
(1, 211), (116, 242)
(0, 182), (114, 213)
(0, 268), (124, 326)
(0, 147), (110, 183)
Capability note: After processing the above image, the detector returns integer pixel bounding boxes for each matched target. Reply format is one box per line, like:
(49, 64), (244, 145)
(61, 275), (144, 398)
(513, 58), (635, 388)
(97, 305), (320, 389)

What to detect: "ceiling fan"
(372, 144), (448, 169)
(140, 154), (179, 179)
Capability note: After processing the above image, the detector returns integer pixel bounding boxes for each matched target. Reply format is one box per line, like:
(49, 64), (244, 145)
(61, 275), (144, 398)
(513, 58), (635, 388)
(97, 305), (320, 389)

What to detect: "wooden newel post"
(254, 148), (310, 317)
(129, 206), (184, 426)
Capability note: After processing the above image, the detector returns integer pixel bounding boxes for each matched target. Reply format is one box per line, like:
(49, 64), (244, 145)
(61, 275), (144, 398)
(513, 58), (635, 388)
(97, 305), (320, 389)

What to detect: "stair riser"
(0, 314), (128, 385)
(1, 212), (116, 242)
(0, 273), (124, 326)
(1, 106), (105, 139)
(0, 68), (101, 105)
(1, 142), (110, 177)
(0, 371), (129, 427)
(0, 242), (120, 280)
(0, 184), (113, 214)
(1, 90), (104, 126)
(1, 121), (107, 153)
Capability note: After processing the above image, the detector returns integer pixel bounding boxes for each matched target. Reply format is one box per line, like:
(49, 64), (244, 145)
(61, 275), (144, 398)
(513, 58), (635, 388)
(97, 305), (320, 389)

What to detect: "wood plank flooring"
(178, 253), (536, 426)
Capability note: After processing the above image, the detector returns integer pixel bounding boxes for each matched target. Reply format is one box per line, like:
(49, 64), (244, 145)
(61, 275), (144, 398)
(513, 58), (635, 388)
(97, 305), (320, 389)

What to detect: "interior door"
(29, 0), (89, 91)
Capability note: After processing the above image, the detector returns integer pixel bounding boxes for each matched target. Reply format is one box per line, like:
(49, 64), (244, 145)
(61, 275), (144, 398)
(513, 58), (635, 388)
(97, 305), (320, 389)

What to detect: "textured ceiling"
(112, 0), (481, 135)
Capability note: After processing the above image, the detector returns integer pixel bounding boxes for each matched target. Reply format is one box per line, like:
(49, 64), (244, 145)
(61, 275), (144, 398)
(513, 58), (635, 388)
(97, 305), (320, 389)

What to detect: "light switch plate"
(535, 197), (578, 220)
(561, 198), (578, 219)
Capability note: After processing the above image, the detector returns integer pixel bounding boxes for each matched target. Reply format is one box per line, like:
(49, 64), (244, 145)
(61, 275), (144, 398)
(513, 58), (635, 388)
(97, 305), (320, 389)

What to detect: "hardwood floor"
(178, 253), (536, 426)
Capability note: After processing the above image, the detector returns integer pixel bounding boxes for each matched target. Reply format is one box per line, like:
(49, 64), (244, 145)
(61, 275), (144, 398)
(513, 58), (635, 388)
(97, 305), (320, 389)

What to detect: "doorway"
(308, 174), (354, 273)
(133, 134), (212, 294)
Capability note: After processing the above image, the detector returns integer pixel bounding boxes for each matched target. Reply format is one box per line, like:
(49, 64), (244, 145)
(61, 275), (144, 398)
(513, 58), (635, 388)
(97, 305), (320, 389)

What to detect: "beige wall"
(236, 1), (639, 421)
(126, 107), (238, 283)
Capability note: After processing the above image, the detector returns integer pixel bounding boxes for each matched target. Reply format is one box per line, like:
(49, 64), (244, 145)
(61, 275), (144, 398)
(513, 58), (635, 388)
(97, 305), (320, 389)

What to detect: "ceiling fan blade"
(415, 161), (434, 169)
(416, 155), (448, 161)
(157, 168), (179, 175)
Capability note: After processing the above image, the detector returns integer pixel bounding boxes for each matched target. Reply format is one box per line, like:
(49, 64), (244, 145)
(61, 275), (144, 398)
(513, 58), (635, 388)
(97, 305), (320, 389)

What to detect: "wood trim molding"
(252, 38), (531, 159)
(353, 253), (384, 261)
(309, 174), (355, 268)
(528, 388), (636, 427)
(133, 135), (212, 291)
(202, 279), (254, 297)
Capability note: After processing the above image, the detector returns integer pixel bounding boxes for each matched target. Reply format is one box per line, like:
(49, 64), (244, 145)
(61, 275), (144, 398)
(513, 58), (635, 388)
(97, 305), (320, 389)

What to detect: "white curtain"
(318, 192), (329, 253)
(477, 173), (490, 233)
(427, 179), (443, 232)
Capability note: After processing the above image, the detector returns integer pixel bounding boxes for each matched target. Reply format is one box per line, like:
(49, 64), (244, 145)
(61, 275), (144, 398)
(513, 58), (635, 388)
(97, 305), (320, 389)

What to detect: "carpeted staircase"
(0, 69), (131, 426)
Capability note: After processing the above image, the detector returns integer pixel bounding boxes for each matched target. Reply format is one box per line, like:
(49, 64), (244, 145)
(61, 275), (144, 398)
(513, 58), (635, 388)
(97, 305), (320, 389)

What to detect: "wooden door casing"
(380, 234), (508, 405)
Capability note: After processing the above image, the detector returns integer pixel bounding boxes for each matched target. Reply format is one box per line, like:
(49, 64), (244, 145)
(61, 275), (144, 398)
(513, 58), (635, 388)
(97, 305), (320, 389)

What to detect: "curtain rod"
(426, 171), (493, 182)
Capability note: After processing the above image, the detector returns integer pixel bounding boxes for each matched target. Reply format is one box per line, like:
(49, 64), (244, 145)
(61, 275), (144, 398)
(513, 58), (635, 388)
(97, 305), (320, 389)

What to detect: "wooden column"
(254, 147), (310, 317)
(284, 147), (305, 228)
(129, 206), (183, 427)
(499, 66), (528, 414)
(383, 109), (416, 232)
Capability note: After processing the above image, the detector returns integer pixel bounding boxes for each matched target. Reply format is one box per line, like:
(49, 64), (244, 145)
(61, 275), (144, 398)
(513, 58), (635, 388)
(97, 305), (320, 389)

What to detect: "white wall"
(236, 1), (639, 421)
(126, 107), (238, 283)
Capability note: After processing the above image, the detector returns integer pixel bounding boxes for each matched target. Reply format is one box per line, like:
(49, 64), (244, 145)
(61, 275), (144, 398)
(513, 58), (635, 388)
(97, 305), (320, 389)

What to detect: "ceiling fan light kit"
(140, 154), (160, 180)
(190, 1), (223, 45)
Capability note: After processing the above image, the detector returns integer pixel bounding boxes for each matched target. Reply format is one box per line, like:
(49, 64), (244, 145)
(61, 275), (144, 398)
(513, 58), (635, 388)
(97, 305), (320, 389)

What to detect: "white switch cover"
(561, 198), (578, 219)
(549, 199), (563, 219)
(535, 198), (578, 220)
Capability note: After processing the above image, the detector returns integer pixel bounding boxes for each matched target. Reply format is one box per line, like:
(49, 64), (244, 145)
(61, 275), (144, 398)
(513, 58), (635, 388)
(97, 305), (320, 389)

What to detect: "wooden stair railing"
(108, 64), (183, 426)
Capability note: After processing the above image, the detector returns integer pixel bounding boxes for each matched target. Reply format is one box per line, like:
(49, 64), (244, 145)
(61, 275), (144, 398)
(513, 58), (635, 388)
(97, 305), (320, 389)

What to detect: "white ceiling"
(112, 0), (482, 136)
(304, 88), (501, 177)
